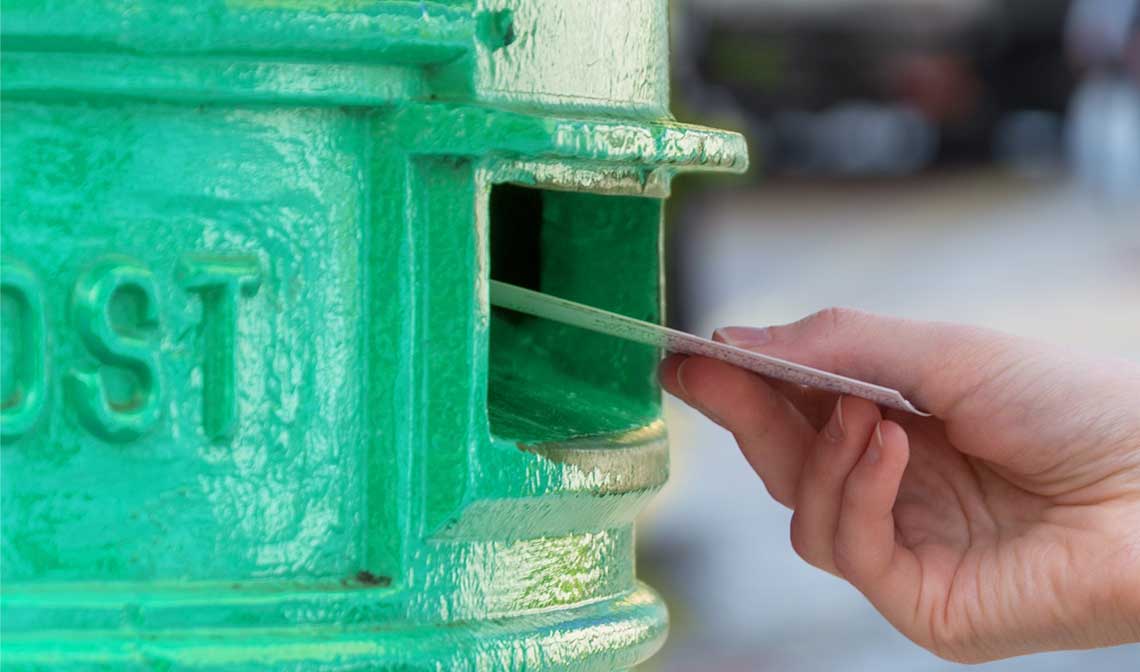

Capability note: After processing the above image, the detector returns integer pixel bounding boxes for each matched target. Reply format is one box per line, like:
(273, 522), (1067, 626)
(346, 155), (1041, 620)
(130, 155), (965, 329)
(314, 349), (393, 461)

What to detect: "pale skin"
(658, 308), (1140, 662)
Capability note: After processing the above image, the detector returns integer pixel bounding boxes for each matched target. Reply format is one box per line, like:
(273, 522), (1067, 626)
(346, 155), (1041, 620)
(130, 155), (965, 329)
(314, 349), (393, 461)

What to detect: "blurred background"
(638, 0), (1140, 669)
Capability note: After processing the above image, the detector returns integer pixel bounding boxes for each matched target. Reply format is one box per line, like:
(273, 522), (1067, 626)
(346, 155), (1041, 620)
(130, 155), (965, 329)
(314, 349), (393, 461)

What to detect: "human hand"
(659, 308), (1140, 662)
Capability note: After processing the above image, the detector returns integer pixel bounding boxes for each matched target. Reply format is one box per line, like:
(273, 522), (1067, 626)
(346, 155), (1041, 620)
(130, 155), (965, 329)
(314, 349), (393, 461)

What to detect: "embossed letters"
(1, 262), (48, 441)
(0, 254), (262, 443)
(176, 255), (261, 441)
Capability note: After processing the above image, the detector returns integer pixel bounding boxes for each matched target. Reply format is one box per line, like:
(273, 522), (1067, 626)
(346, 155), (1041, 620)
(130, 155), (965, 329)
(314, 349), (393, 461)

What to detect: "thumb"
(715, 308), (1017, 419)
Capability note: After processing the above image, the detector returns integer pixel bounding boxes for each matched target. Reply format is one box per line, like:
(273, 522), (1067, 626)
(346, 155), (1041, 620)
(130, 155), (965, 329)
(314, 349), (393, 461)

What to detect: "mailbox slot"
(487, 184), (662, 444)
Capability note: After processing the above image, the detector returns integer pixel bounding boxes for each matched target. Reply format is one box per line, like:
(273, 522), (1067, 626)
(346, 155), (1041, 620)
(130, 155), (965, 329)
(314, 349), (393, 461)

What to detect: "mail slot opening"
(487, 184), (662, 444)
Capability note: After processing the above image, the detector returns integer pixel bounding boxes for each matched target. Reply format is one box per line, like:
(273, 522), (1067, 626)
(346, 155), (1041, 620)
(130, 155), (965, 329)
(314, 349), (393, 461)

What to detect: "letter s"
(66, 257), (163, 442)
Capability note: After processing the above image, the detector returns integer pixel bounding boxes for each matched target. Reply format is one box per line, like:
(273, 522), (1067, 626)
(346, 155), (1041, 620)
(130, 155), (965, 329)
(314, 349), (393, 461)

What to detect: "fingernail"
(824, 397), (845, 441)
(866, 424), (884, 464)
(675, 357), (693, 399)
(714, 326), (772, 348)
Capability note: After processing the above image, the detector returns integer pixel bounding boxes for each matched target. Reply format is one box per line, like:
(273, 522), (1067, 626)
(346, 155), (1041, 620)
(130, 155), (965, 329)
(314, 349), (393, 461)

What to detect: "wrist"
(1099, 536), (1140, 646)
(1122, 559), (1140, 640)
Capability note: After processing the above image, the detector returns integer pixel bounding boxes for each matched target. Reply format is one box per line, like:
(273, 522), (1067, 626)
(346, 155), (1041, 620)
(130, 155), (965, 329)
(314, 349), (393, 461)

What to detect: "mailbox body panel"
(1, 101), (376, 584)
(0, 1), (747, 669)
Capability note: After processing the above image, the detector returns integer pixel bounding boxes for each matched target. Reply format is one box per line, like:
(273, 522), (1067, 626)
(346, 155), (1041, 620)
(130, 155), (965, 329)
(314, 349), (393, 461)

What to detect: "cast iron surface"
(0, 1), (747, 669)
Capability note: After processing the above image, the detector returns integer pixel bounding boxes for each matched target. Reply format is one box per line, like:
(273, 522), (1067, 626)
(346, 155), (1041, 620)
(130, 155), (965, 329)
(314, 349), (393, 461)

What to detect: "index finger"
(660, 355), (818, 507)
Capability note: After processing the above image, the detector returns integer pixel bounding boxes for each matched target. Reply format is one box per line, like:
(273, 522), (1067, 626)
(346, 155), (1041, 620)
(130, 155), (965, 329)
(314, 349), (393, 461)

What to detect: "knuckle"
(918, 602), (990, 664)
(831, 522), (871, 582)
(763, 479), (795, 509)
(789, 514), (829, 569)
(928, 625), (987, 664)
(792, 306), (869, 343)
(789, 515), (811, 560)
(813, 306), (861, 331)
(831, 538), (858, 579)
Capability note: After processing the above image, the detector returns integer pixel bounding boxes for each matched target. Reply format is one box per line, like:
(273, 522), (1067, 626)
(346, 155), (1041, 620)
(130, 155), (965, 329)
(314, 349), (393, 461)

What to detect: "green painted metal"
(0, 1), (747, 669)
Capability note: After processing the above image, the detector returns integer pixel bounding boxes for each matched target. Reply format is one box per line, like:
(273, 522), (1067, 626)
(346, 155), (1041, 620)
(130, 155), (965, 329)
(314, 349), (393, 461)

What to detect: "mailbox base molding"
(1, 583), (666, 671)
